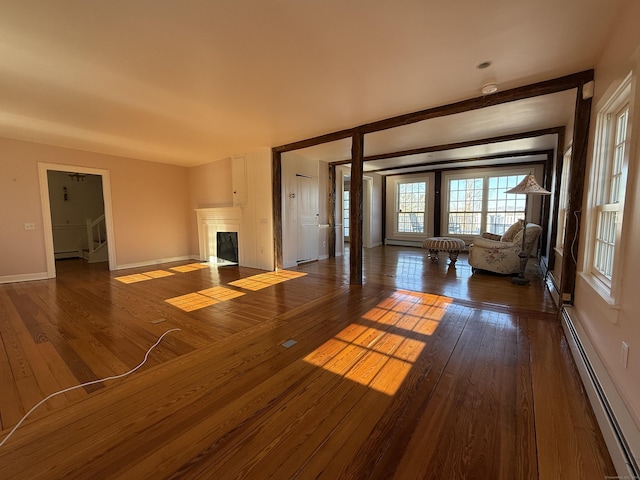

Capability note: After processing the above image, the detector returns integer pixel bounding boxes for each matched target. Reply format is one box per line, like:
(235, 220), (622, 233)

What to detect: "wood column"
(560, 78), (594, 303)
(328, 164), (336, 258)
(271, 150), (283, 270)
(350, 130), (364, 284)
(434, 171), (442, 236)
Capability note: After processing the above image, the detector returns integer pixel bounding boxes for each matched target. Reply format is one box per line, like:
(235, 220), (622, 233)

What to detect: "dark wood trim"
(328, 164), (336, 258)
(328, 128), (563, 167)
(382, 160), (546, 178)
(273, 129), (353, 154)
(360, 71), (591, 134)
(367, 149), (551, 175)
(561, 83), (593, 304)
(271, 150), (283, 270)
(434, 171), (442, 236)
(537, 149), (556, 258)
(381, 178), (386, 245)
(272, 72), (591, 157)
(546, 130), (566, 273)
(350, 131), (364, 284)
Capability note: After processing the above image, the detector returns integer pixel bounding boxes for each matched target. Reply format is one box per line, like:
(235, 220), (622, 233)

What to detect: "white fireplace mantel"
(195, 207), (243, 265)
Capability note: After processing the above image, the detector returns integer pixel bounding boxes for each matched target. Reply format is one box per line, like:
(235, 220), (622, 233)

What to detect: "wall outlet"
(621, 342), (629, 368)
(24, 223), (35, 230)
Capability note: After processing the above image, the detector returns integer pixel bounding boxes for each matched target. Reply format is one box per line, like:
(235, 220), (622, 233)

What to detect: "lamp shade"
(505, 174), (551, 195)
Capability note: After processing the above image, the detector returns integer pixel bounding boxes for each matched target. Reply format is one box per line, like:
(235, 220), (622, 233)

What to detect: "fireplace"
(216, 232), (238, 265)
(195, 207), (243, 265)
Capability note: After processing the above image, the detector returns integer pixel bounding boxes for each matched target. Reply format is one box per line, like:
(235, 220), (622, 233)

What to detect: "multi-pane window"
(593, 102), (629, 284)
(556, 148), (572, 250)
(447, 173), (527, 236)
(343, 190), (350, 239)
(448, 178), (483, 235)
(486, 175), (527, 234)
(397, 181), (426, 233)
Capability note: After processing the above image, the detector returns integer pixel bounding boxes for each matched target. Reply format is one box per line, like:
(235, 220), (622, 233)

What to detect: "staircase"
(82, 215), (108, 263)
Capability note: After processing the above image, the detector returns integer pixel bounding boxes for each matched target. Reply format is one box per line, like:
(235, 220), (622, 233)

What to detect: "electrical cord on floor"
(0, 328), (181, 448)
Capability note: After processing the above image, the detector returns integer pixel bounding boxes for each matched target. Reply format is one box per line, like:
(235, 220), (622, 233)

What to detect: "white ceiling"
(0, 1), (624, 167)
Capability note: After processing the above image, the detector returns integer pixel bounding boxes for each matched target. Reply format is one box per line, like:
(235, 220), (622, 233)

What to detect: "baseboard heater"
(561, 306), (640, 478)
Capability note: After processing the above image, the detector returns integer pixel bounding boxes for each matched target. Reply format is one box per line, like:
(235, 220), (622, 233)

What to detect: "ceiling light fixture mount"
(481, 82), (499, 95)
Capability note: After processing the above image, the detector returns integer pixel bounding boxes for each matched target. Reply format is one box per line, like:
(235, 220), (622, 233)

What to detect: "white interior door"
(297, 175), (319, 263)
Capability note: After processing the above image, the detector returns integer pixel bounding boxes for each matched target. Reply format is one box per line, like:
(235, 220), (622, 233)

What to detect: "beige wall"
(0, 137), (191, 279)
(575, 0), (640, 432)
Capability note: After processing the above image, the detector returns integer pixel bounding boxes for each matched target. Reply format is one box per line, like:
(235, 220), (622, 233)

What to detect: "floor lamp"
(505, 174), (551, 285)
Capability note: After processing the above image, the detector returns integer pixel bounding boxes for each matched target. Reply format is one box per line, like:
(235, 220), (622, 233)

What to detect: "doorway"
(38, 163), (117, 277)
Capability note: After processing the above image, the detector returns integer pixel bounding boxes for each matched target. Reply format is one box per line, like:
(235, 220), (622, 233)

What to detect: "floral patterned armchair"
(468, 221), (542, 275)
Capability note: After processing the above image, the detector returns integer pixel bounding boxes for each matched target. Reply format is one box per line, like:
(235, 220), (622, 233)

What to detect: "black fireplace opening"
(217, 232), (238, 265)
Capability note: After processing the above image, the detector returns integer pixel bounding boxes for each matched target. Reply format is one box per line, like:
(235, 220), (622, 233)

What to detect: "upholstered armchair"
(468, 221), (542, 275)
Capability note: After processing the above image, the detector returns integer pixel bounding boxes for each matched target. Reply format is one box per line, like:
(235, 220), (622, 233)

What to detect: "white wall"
(573, 0), (640, 435)
(187, 148), (274, 271)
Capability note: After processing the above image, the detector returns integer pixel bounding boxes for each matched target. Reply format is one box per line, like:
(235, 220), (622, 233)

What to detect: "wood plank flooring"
(0, 247), (615, 479)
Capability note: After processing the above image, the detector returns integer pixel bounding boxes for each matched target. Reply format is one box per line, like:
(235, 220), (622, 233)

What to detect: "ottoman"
(422, 237), (466, 265)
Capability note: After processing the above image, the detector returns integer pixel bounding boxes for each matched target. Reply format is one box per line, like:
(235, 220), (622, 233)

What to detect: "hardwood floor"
(0, 247), (615, 479)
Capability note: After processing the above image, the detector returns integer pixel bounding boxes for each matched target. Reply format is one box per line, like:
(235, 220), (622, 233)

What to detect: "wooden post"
(271, 150), (283, 270)
(434, 171), (442, 236)
(560, 79), (593, 303)
(328, 164), (336, 258)
(350, 130), (364, 284)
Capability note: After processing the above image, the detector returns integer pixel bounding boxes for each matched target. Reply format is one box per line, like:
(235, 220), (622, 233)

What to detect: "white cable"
(0, 328), (181, 448)
(571, 210), (581, 264)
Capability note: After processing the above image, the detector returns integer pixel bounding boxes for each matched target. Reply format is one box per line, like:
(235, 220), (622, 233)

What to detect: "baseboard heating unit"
(561, 306), (640, 478)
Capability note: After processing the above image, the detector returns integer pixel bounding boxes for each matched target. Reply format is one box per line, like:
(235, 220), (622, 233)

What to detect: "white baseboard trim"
(0, 272), (50, 284)
(561, 306), (640, 478)
(319, 254), (329, 260)
(113, 256), (194, 271)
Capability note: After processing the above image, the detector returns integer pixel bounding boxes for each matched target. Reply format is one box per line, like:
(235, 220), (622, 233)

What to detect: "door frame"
(38, 162), (117, 277)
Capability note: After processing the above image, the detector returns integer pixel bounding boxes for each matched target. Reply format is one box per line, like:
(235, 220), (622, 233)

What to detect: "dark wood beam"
(360, 71), (591, 134)
(547, 129), (566, 273)
(362, 127), (564, 164)
(537, 149), (556, 258)
(366, 149), (551, 175)
(561, 81), (593, 304)
(350, 130), (364, 284)
(434, 171), (442, 236)
(328, 164), (336, 258)
(271, 150), (283, 270)
(272, 71), (591, 157)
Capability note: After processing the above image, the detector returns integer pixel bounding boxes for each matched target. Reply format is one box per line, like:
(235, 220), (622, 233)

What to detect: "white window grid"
(446, 173), (527, 236)
(397, 181), (426, 233)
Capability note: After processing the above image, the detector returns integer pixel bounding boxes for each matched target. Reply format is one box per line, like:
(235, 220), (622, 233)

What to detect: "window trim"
(583, 71), (633, 302)
(395, 179), (427, 235)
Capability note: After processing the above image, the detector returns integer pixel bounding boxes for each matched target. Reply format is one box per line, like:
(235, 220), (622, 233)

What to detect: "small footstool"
(422, 237), (466, 265)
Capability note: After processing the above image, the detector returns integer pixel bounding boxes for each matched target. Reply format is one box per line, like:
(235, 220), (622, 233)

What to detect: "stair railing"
(86, 214), (107, 254)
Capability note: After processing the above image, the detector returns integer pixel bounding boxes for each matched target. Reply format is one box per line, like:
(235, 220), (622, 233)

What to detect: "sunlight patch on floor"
(229, 270), (306, 291)
(304, 290), (452, 396)
(198, 286), (245, 301)
(165, 292), (219, 312)
(169, 263), (211, 273)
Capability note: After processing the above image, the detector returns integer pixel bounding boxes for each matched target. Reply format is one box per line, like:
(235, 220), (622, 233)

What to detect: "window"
(397, 181), (426, 233)
(343, 190), (350, 239)
(486, 174), (527, 234)
(590, 89), (630, 288)
(448, 178), (483, 235)
(446, 172), (527, 236)
(556, 148), (572, 250)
